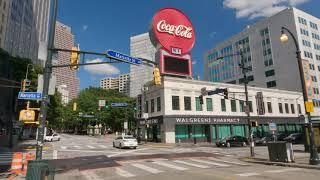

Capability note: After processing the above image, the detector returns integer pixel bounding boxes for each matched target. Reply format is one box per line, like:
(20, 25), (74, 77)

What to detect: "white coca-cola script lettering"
(156, 20), (193, 39)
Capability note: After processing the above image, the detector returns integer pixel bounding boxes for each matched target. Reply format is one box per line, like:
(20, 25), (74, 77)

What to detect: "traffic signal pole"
(35, 0), (57, 159)
(239, 47), (255, 157)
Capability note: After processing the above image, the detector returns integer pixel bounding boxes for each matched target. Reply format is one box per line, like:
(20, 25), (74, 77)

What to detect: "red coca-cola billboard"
(150, 8), (195, 55)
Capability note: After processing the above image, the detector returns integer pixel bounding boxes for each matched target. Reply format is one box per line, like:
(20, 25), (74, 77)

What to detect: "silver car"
(113, 136), (138, 149)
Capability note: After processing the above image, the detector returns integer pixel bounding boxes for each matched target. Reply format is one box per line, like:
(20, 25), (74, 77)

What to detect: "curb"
(240, 157), (320, 170)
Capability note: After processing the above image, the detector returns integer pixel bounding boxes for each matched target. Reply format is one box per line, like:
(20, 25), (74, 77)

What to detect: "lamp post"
(280, 26), (320, 165)
(25, 64), (34, 80)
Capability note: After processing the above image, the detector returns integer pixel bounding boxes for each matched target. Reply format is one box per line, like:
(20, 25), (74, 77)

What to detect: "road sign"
(18, 92), (42, 100)
(106, 50), (142, 65)
(111, 102), (128, 107)
(37, 74), (56, 95)
(98, 100), (106, 107)
(269, 123), (277, 131)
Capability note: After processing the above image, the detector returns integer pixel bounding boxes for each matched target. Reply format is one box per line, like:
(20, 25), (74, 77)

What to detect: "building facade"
(52, 21), (79, 101)
(57, 84), (69, 105)
(0, 0), (9, 49)
(100, 74), (130, 96)
(3, 0), (50, 65)
(204, 7), (320, 116)
(137, 77), (306, 143)
(129, 33), (157, 97)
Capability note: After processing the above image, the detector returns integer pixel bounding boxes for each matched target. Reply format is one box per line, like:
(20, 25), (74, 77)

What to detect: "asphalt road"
(4, 134), (319, 180)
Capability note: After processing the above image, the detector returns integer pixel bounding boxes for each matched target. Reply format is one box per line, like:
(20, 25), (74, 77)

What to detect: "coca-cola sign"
(151, 8), (195, 55)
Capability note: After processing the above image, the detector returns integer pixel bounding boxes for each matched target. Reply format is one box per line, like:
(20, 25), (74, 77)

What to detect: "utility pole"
(35, 0), (57, 159)
(239, 46), (255, 157)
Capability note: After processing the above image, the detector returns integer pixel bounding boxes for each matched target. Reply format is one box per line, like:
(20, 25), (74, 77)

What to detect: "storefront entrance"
(175, 124), (210, 143)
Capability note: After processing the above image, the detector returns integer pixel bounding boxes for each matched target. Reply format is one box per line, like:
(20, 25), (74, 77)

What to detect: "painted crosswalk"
(58, 144), (113, 150)
(75, 157), (249, 180)
(0, 152), (12, 165)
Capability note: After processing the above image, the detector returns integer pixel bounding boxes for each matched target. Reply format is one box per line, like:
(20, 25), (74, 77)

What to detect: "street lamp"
(280, 26), (320, 165)
(25, 64), (34, 80)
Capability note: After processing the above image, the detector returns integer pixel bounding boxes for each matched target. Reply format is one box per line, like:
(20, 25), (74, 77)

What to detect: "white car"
(113, 136), (138, 149)
(45, 133), (60, 142)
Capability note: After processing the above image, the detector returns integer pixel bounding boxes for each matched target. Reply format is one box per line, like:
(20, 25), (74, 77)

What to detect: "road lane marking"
(131, 163), (163, 173)
(236, 172), (260, 177)
(98, 145), (107, 148)
(87, 145), (95, 149)
(173, 160), (209, 168)
(191, 158), (231, 167)
(53, 150), (58, 159)
(152, 160), (189, 171)
(61, 146), (67, 150)
(81, 170), (102, 180)
(107, 148), (149, 157)
(115, 167), (135, 177)
(74, 145), (81, 149)
(264, 168), (301, 173)
(208, 157), (248, 166)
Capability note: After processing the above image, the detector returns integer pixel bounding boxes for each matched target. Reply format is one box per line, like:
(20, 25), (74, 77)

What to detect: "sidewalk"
(139, 141), (217, 148)
(241, 151), (320, 170)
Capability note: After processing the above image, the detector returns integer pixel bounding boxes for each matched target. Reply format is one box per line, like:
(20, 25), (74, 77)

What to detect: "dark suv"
(216, 136), (249, 147)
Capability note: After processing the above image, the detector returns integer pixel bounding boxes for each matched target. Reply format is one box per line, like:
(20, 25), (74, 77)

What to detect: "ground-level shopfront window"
(147, 124), (161, 142)
(175, 124), (210, 142)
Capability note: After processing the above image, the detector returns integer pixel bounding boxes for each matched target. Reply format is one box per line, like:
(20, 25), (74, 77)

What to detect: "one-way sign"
(111, 102), (128, 107)
(18, 92), (42, 100)
(106, 50), (142, 65)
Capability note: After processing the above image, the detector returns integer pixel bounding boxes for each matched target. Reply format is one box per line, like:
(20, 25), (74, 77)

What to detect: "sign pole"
(35, 0), (57, 160)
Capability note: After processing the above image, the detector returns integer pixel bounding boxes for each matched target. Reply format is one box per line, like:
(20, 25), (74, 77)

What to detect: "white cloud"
(82, 25), (88, 31)
(84, 58), (120, 75)
(223, 0), (309, 19)
(192, 60), (197, 65)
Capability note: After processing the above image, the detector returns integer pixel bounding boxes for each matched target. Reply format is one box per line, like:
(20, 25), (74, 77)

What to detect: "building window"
(265, 69), (275, 77)
(279, 103), (283, 113)
(239, 100), (245, 112)
(231, 100), (237, 112)
(157, 97), (161, 112)
(144, 101), (149, 113)
(298, 104), (301, 114)
(267, 81), (276, 88)
(184, 96), (191, 111)
(221, 99), (226, 112)
(206, 98), (213, 111)
(195, 97), (203, 111)
(151, 99), (155, 113)
(285, 103), (289, 113)
(172, 96), (180, 110)
(267, 102), (272, 113)
(291, 104), (295, 114)
(248, 101), (253, 112)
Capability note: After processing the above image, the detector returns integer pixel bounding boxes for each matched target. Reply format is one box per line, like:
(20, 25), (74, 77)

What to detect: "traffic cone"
(22, 152), (35, 175)
(10, 152), (23, 174)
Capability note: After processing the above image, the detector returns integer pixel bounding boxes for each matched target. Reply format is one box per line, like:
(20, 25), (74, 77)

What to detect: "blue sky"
(56, 0), (320, 89)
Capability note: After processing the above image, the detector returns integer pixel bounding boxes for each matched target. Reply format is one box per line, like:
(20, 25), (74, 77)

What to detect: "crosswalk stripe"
(74, 145), (81, 149)
(131, 163), (163, 174)
(115, 167), (135, 177)
(61, 146), (67, 150)
(87, 145), (95, 149)
(264, 168), (301, 173)
(98, 145), (107, 148)
(81, 170), (103, 180)
(153, 160), (189, 171)
(190, 158), (230, 167)
(173, 160), (209, 168)
(208, 157), (248, 166)
(236, 172), (260, 177)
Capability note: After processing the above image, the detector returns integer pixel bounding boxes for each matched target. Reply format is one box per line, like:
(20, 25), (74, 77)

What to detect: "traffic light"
(153, 67), (161, 85)
(223, 88), (228, 99)
(250, 120), (258, 127)
(21, 79), (31, 92)
(70, 46), (80, 70)
(199, 95), (204, 105)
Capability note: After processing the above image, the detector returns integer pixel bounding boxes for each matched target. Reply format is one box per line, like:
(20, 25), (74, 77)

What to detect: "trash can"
(26, 160), (55, 180)
(267, 141), (294, 163)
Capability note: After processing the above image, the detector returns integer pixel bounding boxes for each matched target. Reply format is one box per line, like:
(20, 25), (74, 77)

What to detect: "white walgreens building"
(137, 76), (305, 143)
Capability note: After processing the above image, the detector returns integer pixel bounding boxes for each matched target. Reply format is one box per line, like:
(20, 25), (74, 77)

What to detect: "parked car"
(276, 133), (288, 141)
(45, 133), (60, 142)
(113, 135), (138, 149)
(216, 136), (248, 147)
(254, 134), (276, 146)
(284, 133), (303, 144)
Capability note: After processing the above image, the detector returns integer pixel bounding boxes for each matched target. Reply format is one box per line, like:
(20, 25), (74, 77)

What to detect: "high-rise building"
(3, 0), (50, 65)
(129, 33), (157, 97)
(204, 7), (320, 113)
(100, 74), (130, 96)
(57, 84), (69, 105)
(53, 21), (79, 101)
(0, 0), (9, 49)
